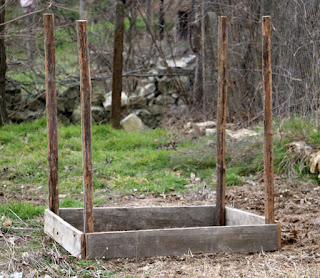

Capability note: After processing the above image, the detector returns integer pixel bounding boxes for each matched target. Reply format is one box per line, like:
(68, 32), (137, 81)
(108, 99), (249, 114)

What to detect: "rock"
(72, 106), (107, 123)
(177, 98), (185, 106)
(182, 55), (197, 66)
(128, 93), (147, 109)
(120, 113), (146, 132)
(5, 87), (22, 111)
(71, 106), (81, 123)
(91, 80), (110, 106)
(92, 106), (107, 123)
(103, 91), (128, 111)
(226, 129), (258, 139)
(155, 94), (175, 105)
(178, 76), (191, 92)
(309, 151), (320, 178)
(148, 104), (166, 115)
(205, 128), (216, 137)
(157, 76), (175, 95)
(136, 83), (156, 97)
(134, 109), (157, 128)
(27, 96), (45, 112)
(157, 55), (196, 68)
(195, 121), (216, 129)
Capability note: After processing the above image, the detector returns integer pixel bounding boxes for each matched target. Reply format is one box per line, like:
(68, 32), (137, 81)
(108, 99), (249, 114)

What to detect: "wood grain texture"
(85, 224), (279, 259)
(59, 206), (216, 232)
(77, 20), (94, 233)
(262, 16), (274, 224)
(44, 209), (85, 258)
(216, 16), (228, 226)
(43, 14), (59, 215)
(226, 207), (265, 226)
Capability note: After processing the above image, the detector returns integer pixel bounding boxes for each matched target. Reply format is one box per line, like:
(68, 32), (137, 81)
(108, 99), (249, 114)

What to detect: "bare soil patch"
(1, 177), (320, 277)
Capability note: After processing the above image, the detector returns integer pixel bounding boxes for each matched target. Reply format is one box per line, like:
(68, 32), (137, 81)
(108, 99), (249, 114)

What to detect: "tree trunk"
(111, 0), (125, 129)
(159, 0), (165, 41)
(202, 8), (218, 113)
(0, 0), (7, 126)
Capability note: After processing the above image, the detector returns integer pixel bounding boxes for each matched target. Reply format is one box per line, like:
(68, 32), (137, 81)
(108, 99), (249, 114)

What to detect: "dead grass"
(1, 177), (320, 277)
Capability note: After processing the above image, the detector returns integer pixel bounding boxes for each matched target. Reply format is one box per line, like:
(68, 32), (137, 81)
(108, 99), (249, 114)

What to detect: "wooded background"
(0, 0), (319, 126)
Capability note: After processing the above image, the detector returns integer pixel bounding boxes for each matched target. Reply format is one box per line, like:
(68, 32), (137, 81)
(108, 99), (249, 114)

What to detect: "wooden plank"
(226, 207), (265, 226)
(59, 206), (216, 232)
(262, 16), (274, 224)
(86, 225), (279, 259)
(77, 20), (94, 233)
(43, 14), (59, 215)
(216, 15), (228, 226)
(44, 209), (85, 258)
(277, 221), (282, 249)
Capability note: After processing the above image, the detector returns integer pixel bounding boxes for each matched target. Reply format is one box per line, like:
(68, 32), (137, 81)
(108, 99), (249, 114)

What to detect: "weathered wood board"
(44, 209), (84, 258)
(85, 224), (278, 259)
(226, 207), (265, 225)
(45, 206), (279, 259)
(59, 206), (216, 232)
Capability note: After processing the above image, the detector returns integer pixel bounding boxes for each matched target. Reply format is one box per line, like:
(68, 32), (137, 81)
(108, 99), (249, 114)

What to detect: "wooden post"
(111, 0), (125, 129)
(216, 16), (227, 226)
(44, 14), (59, 215)
(262, 16), (274, 224)
(77, 20), (94, 233)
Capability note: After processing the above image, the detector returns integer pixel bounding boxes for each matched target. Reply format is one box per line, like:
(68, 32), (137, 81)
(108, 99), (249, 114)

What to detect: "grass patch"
(60, 198), (83, 208)
(0, 202), (45, 220)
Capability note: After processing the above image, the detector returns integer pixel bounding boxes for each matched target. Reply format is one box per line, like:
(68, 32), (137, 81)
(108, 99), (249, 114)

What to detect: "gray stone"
(205, 128), (216, 137)
(71, 106), (81, 123)
(120, 113), (146, 132)
(134, 109), (158, 128)
(157, 77), (175, 95)
(92, 80), (110, 106)
(147, 93), (155, 100)
(178, 76), (191, 92)
(135, 83), (156, 98)
(71, 106), (108, 124)
(103, 91), (128, 111)
(128, 94), (147, 109)
(57, 85), (80, 113)
(155, 94), (175, 105)
(148, 104), (166, 115)
(92, 106), (106, 123)
(177, 98), (186, 106)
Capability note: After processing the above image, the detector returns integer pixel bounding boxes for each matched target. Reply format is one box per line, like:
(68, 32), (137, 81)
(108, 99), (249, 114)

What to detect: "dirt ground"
(1, 176), (320, 277)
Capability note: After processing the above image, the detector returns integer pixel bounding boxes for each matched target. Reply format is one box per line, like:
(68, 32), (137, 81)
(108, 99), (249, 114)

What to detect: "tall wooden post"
(262, 16), (274, 224)
(44, 14), (59, 215)
(216, 16), (227, 226)
(77, 20), (94, 233)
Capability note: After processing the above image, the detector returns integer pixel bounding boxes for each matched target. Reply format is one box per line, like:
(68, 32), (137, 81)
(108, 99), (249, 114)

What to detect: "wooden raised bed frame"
(43, 14), (280, 259)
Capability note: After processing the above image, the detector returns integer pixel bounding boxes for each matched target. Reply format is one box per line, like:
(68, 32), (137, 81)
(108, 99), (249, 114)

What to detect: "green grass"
(0, 202), (45, 220)
(0, 118), (211, 199)
(1, 116), (319, 205)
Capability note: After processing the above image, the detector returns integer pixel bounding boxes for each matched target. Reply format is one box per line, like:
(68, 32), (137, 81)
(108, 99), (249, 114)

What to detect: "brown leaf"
(290, 229), (299, 239)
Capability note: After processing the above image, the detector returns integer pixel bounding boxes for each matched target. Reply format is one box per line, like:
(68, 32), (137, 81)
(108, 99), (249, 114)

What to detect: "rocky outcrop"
(6, 55), (196, 127)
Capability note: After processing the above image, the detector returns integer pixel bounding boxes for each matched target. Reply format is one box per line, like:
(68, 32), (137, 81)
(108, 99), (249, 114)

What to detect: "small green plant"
(60, 198), (83, 208)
